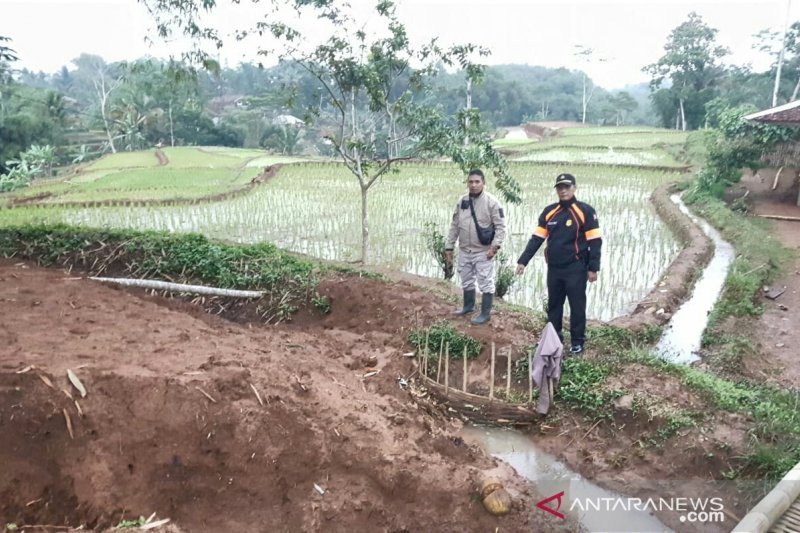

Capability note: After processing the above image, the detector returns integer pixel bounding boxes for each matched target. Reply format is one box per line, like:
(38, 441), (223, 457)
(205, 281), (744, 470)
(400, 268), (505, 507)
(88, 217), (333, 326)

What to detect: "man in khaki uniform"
(444, 169), (507, 325)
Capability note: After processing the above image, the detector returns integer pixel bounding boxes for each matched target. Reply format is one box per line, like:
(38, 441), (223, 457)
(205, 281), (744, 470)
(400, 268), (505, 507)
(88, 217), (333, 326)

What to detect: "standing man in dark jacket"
(515, 173), (602, 354)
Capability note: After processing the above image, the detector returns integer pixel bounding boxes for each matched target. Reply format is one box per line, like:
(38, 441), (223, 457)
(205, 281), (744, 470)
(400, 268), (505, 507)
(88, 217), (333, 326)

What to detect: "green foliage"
(422, 221), (453, 280)
(618, 348), (800, 479)
(557, 357), (622, 418)
(688, 107), (800, 198)
(646, 411), (698, 447)
(0, 84), (66, 175)
(408, 320), (482, 360)
(0, 225), (318, 323)
(586, 324), (662, 353)
(644, 12), (728, 130)
(494, 250), (516, 298)
(116, 518), (147, 529)
(311, 294), (331, 314)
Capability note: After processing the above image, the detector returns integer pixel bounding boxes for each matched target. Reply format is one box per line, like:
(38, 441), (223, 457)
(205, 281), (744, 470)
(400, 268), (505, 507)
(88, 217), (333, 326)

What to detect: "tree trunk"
(95, 71), (117, 154)
(679, 99), (686, 131)
(360, 183), (369, 264)
(582, 74), (587, 124)
(465, 77), (472, 146)
(773, 0), (792, 107)
(169, 100), (175, 147)
(791, 72), (800, 102)
(101, 105), (116, 153)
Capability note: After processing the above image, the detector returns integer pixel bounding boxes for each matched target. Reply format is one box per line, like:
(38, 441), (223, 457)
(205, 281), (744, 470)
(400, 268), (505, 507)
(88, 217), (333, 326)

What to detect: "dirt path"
(0, 260), (576, 532)
(736, 168), (800, 388)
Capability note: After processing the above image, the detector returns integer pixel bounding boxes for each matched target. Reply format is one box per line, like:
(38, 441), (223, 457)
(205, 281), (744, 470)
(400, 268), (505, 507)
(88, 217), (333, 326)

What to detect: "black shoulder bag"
(468, 198), (496, 246)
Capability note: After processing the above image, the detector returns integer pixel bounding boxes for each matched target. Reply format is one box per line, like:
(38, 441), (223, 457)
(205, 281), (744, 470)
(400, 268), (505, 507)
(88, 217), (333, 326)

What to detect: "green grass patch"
(557, 356), (623, 419)
(85, 151), (161, 170)
(558, 126), (673, 137)
(617, 348), (800, 479)
(587, 324), (662, 353)
(161, 147), (251, 168)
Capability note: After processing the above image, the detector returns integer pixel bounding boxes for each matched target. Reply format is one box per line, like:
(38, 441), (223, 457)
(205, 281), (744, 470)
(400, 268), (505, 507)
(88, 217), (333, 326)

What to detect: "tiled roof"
(745, 100), (800, 125)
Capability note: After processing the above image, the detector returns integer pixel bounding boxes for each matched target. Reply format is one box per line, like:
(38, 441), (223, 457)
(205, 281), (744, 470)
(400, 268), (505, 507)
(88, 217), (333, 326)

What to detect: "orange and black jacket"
(517, 198), (602, 271)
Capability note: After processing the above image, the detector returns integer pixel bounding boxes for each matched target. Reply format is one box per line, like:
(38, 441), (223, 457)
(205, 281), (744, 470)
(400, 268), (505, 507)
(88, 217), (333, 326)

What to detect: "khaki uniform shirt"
(445, 191), (507, 253)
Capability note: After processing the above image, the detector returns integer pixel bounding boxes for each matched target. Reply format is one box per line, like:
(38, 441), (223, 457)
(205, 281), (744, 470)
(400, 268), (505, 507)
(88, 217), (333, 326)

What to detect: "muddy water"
(654, 195), (735, 364)
(461, 426), (672, 532)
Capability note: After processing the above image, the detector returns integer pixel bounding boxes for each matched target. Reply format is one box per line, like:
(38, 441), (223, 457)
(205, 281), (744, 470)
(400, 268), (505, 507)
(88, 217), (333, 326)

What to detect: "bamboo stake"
(506, 348), (512, 396)
(423, 340), (429, 378)
(528, 348), (533, 403)
(444, 343), (450, 395)
(422, 330), (430, 377)
(462, 346), (468, 392)
(489, 342), (495, 401)
(436, 337), (444, 383)
(772, 166), (784, 190)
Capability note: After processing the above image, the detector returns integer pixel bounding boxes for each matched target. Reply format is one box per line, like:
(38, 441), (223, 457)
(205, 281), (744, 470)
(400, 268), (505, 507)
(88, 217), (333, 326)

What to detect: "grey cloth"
(530, 322), (564, 415)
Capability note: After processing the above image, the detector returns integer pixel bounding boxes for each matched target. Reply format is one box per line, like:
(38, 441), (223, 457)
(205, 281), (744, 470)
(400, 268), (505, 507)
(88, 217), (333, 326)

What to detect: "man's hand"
(587, 271), (598, 283)
(486, 247), (498, 260)
(515, 264), (525, 276)
(444, 250), (453, 265)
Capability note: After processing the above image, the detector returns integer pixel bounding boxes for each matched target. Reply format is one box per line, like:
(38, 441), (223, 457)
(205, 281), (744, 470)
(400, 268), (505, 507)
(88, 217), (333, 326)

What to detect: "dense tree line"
(3, 8), (800, 176)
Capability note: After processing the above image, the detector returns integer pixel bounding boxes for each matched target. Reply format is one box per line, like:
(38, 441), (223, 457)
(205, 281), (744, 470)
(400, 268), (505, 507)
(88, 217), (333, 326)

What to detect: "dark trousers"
(547, 261), (588, 345)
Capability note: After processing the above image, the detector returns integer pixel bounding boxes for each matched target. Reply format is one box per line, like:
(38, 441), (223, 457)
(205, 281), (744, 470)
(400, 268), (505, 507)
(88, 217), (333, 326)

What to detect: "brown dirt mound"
(0, 261), (576, 532)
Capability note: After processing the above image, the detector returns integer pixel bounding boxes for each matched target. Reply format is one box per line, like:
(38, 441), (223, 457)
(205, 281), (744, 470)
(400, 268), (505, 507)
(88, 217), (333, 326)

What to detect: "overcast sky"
(2, 0), (799, 89)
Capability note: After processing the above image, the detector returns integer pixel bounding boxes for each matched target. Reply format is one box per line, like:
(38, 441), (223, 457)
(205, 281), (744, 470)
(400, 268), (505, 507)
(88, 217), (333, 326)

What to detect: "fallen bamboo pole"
(462, 346), (468, 392)
(756, 214), (800, 222)
(90, 277), (264, 298)
(489, 342), (495, 401)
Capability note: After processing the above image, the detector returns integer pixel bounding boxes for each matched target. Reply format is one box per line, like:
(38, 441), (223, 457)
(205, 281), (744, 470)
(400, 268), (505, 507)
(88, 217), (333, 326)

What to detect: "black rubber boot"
(453, 289), (476, 316)
(471, 293), (493, 324)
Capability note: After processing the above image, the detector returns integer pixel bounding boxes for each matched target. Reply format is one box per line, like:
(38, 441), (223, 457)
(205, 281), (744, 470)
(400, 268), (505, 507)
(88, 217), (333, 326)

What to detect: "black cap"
(554, 173), (576, 187)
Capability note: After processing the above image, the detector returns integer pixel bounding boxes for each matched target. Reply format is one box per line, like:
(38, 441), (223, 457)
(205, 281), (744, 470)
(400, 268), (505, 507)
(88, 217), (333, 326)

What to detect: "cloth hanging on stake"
(530, 322), (564, 415)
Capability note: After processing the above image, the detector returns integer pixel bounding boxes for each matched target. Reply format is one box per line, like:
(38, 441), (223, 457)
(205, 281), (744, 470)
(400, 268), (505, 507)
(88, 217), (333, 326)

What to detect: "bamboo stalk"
(444, 343), (450, 395)
(489, 342), (495, 401)
(757, 214), (800, 222)
(423, 341), (429, 378)
(423, 330), (430, 377)
(528, 348), (533, 403)
(90, 277), (264, 298)
(462, 346), (468, 392)
(506, 348), (512, 396)
(436, 337), (444, 383)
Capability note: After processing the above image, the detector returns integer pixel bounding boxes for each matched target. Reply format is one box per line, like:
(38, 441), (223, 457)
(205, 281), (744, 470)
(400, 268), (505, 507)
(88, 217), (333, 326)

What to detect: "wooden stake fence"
(413, 339), (541, 426)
